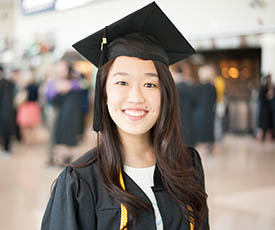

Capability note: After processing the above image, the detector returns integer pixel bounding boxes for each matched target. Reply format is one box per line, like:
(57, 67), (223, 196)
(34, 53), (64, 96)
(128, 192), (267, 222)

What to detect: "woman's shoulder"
(56, 148), (100, 187)
(42, 151), (99, 230)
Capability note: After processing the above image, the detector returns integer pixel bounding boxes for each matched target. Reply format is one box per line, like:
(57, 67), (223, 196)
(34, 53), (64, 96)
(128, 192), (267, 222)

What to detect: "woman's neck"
(119, 131), (156, 168)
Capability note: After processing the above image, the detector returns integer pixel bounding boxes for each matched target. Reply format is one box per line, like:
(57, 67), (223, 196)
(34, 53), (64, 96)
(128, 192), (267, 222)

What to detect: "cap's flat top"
(72, 1), (195, 67)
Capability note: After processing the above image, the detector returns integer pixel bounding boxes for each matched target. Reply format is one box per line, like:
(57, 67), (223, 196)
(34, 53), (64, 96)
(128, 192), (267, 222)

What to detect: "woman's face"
(106, 56), (161, 137)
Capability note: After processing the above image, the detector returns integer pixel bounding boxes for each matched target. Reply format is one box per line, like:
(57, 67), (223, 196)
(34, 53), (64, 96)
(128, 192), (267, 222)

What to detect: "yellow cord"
(119, 171), (128, 230)
(190, 220), (194, 230)
(187, 205), (195, 230)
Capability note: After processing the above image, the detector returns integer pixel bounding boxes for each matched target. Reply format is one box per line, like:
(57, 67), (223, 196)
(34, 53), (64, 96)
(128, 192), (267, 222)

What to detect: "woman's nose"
(126, 85), (145, 103)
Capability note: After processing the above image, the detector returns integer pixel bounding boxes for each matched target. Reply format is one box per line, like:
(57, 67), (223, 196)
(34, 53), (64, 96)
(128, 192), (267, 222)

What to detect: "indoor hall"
(1, 0), (275, 230)
(0, 133), (274, 230)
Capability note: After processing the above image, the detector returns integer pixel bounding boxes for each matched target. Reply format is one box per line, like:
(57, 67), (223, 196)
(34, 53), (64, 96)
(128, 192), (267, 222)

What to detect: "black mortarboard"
(72, 1), (195, 132)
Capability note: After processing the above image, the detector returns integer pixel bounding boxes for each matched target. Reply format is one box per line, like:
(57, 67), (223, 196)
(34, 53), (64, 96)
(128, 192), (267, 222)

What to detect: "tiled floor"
(201, 135), (275, 230)
(0, 132), (274, 230)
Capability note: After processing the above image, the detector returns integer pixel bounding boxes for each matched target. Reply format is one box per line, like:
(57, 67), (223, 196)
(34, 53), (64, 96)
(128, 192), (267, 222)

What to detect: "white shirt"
(124, 165), (163, 230)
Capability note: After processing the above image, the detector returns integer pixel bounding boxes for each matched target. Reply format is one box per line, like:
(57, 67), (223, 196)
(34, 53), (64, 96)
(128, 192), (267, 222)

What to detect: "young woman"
(41, 2), (209, 230)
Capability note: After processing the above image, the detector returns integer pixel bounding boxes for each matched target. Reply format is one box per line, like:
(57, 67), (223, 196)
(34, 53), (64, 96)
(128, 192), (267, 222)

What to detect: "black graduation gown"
(0, 79), (16, 138)
(176, 81), (198, 147)
(194, 83), (216, 143)
(258, 86), (273, 132)
(52, 90), (82, 146)
(41, 148), (209, 230)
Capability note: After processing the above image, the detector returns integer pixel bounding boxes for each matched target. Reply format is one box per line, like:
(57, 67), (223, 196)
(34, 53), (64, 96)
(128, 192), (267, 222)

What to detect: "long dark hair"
(92, 58), (208, 229)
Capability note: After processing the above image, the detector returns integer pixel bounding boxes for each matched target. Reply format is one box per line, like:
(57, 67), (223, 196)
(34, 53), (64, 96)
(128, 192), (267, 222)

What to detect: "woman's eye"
(116, 81), (128, 86)
(144, 83), (157, 88)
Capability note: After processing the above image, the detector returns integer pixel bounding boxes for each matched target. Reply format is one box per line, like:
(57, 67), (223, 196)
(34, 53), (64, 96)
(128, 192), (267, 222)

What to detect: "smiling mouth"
(123, 109), (148, 120)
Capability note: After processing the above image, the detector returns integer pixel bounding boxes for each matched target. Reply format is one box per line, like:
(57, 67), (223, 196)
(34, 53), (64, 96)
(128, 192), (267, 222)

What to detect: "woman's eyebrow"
(112, 72), (129, 77)
(145, 73), (158, 77)
(112, 72), (158, 78)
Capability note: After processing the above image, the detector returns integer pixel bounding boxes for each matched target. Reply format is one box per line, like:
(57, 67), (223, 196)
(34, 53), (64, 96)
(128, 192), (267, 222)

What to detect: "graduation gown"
(41, 148), (209, 230)
(0, 78), (16, 138)
(176, 81), (198, 147)
(194, 83), (216, 143)
(52, 90), (83, 146)
(258, 85), (273, 132)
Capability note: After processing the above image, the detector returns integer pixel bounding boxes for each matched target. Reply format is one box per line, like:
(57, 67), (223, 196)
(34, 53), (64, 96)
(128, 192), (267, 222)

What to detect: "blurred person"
(214, 75), (226, 142)
(0, 64), (16, 154)
(248, 80), (260, 136)
(176, 62), (198, 147)
(40, 64), (59, 165)
(78, 72), (91, 138)
(257, 74), (275, 142)
(16, 68), (42, 145)
(194, 64), (217, 154)
(169, 64), (183, 83)
(47, 61), (84, 165)
(271, 98), (275, 140)
(270, 80), (275, 139)
(10, 68), (23, 142)
(41, 3), (209, 230)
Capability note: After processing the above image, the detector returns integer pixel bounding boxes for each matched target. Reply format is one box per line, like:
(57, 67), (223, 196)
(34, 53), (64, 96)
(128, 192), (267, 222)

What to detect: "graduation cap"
(73, 1), (195, 132)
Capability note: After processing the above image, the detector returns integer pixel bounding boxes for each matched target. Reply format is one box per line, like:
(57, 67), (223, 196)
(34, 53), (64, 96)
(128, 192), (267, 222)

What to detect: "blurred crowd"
(0, 59), (275, 165)
(0, 61), (93, 166)
(170, 61), (275, 154)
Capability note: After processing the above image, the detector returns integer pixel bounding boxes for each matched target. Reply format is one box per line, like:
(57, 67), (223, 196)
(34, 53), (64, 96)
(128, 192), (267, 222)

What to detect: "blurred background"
(0, 0), (274, 229)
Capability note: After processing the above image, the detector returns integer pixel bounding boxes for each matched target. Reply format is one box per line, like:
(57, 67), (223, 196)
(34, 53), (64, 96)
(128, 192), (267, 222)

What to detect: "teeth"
(124, 110), (146, 117)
